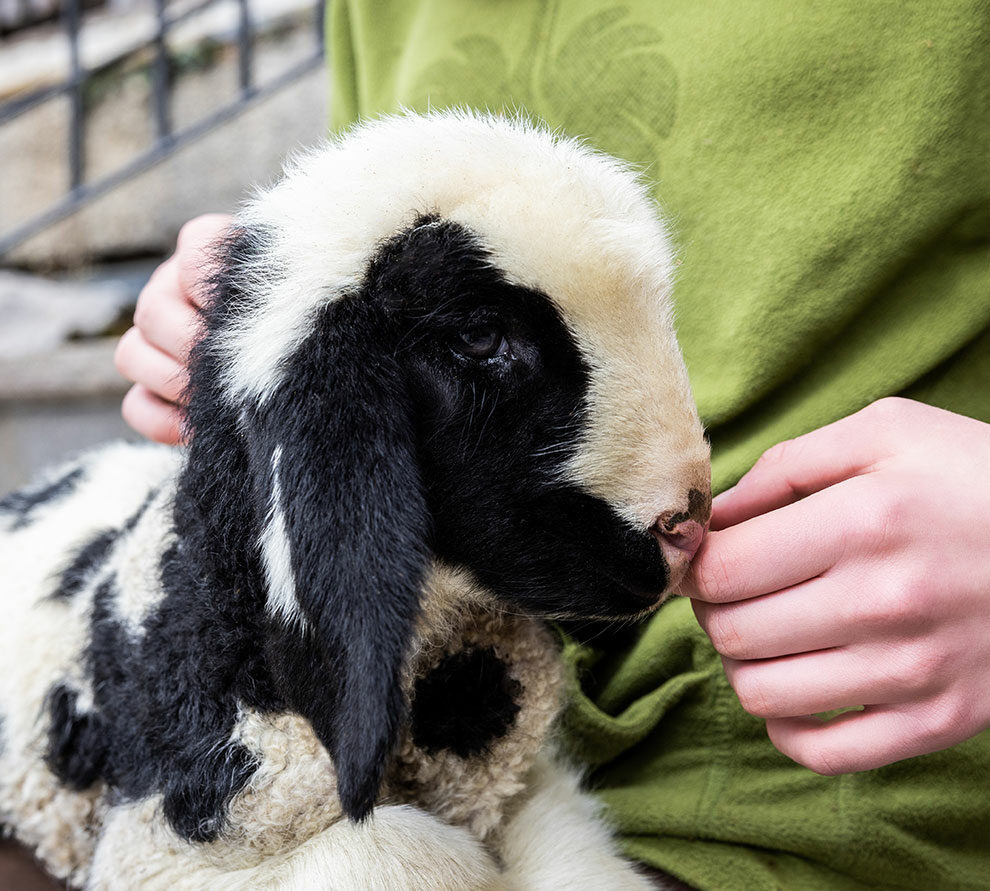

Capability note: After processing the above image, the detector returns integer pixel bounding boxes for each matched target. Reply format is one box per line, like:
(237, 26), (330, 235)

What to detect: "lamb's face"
(212, 112), (710, 625)
(364, 217), (708, 619)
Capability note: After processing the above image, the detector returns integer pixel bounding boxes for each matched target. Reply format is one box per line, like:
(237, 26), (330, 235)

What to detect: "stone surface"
(0, 0), (317, 99)
(0, 0), (326, 488)
(0, 338), (128, 399)
(3, 61), (326, 266)
(0, 269), (131, 359)
(0, 389), (136, 493)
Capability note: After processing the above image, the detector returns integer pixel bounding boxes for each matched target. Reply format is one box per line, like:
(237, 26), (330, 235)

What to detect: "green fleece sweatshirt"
(328, 2), (990, 888)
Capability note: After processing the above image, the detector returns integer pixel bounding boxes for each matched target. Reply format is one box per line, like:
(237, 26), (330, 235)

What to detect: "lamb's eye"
(453, 325), (509, 360)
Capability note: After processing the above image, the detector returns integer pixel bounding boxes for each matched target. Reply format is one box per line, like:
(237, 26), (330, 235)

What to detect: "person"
(114, 2), (990, 887)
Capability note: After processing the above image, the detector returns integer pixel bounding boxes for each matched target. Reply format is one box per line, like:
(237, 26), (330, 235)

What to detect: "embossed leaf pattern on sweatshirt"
(411, 6), (678, 170)
(415, 35), (529, 114)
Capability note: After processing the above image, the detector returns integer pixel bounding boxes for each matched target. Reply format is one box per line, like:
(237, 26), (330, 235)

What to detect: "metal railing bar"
(0, 0), (58, 36)
(0, 0), (225, 126)
(236, 0), (252, 97)
(152, 0), (170, 140)
(0, 50), (323, 258)
(0, 82), (66, 126)
(64, 0), (84, 189)
(159, 0), (218, 33)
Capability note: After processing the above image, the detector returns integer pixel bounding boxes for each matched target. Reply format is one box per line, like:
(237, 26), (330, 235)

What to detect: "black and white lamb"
(0, 111), (711, 890)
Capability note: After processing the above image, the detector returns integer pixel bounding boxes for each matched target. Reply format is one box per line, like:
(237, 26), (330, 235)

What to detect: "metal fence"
(1, 0), (68, 36)
(0, 0), (325, 257)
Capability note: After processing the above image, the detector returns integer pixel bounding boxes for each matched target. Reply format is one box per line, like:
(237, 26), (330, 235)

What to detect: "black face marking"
(0, 465), (84, 531)
(411, 648), (521, 758)
(366, 218), (668, 618)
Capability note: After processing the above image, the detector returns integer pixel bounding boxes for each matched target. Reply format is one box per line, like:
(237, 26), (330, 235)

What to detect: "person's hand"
(115, 214), (233, 444)
(689, 397), (990, 774)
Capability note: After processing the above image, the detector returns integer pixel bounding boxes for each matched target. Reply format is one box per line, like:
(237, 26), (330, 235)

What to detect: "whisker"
(470, 393), (499, 459)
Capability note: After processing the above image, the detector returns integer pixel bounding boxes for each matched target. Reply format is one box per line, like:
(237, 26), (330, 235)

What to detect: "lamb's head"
(180, 111), (710, 822)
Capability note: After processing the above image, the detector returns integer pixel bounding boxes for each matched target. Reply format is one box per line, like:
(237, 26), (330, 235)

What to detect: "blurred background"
(0, 0), (328, 492)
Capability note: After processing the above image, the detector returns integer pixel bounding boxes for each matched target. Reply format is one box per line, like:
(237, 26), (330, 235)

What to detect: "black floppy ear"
(249, 295), (431, 822)
(180, 229), (429, 822)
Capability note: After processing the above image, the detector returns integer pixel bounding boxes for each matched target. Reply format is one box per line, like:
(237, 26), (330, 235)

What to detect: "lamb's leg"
(498, 754), (678, 891)
(88, 800), (506, 891)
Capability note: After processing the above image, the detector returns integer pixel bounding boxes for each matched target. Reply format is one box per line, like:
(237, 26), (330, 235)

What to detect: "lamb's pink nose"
(654, 519), (705, 562)
(652, 487), (711, 582)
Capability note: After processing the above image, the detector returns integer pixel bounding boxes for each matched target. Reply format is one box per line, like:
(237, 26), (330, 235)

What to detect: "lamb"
(0, 111), (711, 890)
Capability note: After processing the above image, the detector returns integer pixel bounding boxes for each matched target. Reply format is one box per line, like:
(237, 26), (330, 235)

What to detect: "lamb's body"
(0, 446), (652, 889)
(0, 112), (710, 889)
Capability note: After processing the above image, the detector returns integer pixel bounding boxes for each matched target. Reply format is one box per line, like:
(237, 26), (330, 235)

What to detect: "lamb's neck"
(388, 561), (567, 842)
(411, 561), (522, 653)
(406, 560), (561, 702)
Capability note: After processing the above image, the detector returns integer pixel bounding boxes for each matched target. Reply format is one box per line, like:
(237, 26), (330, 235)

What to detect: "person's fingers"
(722, 641), (946, 720)
(132, 261), (203, 362)
(693, 574), (873, 659)
(122, 214), (231, 444)
(174, 213), (234, 307)
(687, 472), (890, 604)
(114, 327), (189, 405)
(120, 384), (186, 446)
(766, 699), (966, 775)
(710, 399), (912, 531)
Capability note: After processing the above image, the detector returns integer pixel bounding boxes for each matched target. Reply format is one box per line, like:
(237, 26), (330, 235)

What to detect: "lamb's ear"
(247, 296), (430, 822)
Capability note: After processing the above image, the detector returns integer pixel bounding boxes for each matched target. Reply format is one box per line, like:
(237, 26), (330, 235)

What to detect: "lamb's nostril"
(688, 487), (712, 527)
(653, 518), (705, 562)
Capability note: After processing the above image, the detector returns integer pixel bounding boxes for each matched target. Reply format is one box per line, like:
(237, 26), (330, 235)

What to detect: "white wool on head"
(223, 110), (672, 403)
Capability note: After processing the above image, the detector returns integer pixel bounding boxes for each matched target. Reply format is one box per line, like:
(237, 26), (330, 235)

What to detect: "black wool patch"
(160, 743), (259, 843)
(81, 555), (263, 844)
(45, 684), (109, 790)
(51, 529), (118, 601)
(0, 466), (84, 531)
(50, 489), (159, 602)
(411, 648), (521, 758)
